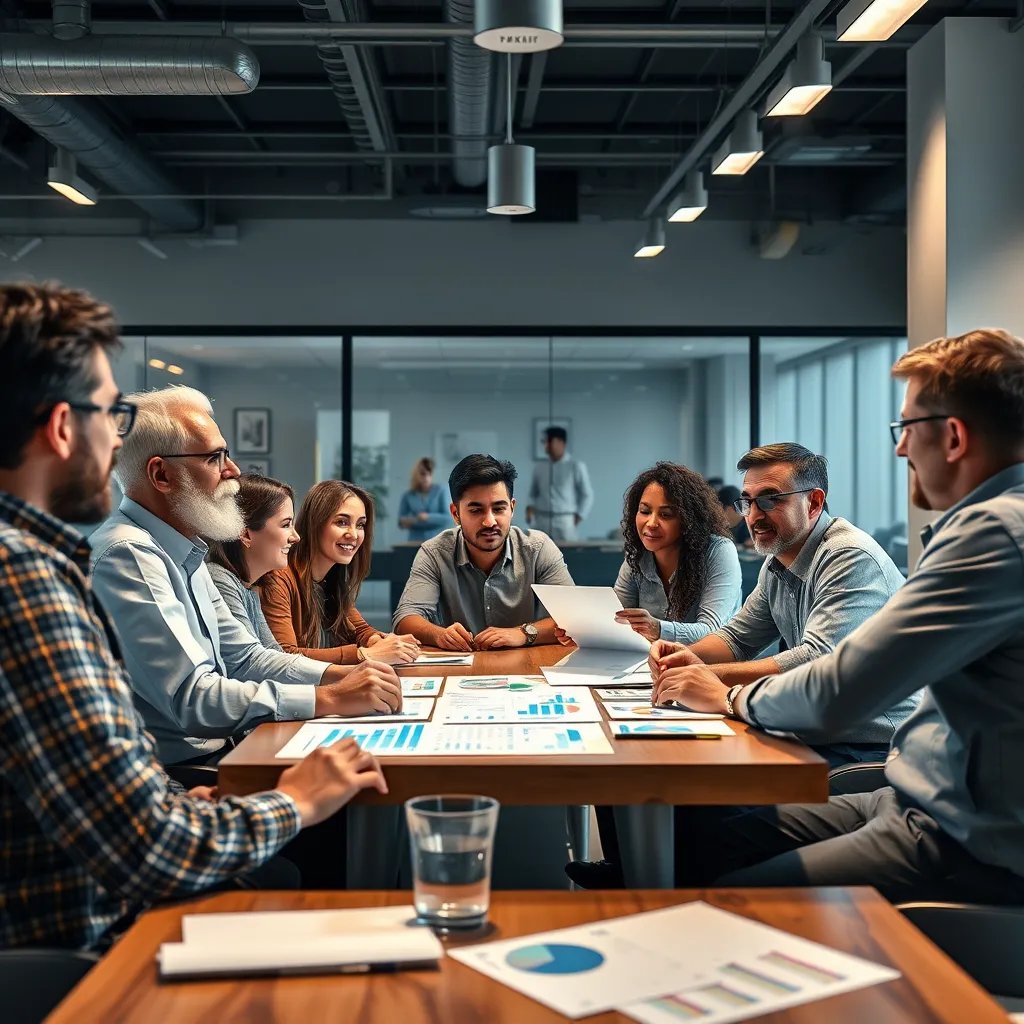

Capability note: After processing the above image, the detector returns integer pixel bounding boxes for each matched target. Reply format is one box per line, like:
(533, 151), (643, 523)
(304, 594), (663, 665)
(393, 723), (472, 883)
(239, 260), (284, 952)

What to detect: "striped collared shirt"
(0, 492), (300, 950)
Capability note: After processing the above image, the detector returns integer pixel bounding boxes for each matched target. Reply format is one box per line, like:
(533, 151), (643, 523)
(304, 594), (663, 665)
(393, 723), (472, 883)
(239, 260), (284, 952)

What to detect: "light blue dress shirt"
(398, 484), (450, 543)
(736, 463), (1024, 878)
(613, 536), (742, 644)
(90, 498), (324, 765)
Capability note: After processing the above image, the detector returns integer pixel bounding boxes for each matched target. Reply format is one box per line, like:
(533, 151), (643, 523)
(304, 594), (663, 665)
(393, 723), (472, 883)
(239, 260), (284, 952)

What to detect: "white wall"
(1, 217), (905, 328)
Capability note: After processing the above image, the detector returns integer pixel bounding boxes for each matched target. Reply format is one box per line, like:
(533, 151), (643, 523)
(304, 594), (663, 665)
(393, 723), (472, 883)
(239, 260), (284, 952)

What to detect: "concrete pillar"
(906, 17), (1024, 561)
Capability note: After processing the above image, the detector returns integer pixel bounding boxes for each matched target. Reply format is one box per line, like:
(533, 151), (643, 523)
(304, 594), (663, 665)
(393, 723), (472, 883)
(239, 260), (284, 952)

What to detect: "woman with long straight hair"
(260, 479), (419, 665)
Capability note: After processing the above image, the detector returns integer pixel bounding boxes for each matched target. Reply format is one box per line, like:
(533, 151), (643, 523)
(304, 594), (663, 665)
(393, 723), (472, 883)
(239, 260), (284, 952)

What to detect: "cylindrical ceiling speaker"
(487, 143), (536, 215)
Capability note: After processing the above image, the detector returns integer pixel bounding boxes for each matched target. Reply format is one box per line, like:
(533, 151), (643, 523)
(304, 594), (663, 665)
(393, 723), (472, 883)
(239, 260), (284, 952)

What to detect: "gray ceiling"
(0, 0), (1009, 230)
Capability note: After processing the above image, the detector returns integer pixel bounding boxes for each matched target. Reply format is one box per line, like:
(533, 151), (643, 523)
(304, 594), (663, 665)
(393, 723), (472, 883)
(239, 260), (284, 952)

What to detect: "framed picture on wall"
(235, 408), (271, 454)
(532, 417), (572, 461)
(240, 458), (271, 476)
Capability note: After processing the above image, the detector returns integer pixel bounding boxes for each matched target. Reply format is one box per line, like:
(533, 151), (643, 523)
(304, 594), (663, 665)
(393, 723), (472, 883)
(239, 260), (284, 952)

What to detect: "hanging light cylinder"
(487, 142), (535, 214)
(473, 0), (564, 52)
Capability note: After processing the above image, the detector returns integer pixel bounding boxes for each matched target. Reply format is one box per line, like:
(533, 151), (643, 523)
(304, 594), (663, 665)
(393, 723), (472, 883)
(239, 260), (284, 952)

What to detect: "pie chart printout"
(505, 942), (606, 975)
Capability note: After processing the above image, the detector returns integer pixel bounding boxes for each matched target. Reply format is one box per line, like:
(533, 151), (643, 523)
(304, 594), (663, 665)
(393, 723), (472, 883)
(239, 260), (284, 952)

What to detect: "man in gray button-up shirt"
(526, 427), (594, 541)
(654, 443), (914, 765)
(651, 330), (1024, 903)
(90, 387), (400, 764)
(395, 454), (574, 650)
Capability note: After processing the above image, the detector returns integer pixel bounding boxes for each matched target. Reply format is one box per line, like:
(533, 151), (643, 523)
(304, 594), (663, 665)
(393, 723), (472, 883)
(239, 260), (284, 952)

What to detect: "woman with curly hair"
(612, 462), (742, 644)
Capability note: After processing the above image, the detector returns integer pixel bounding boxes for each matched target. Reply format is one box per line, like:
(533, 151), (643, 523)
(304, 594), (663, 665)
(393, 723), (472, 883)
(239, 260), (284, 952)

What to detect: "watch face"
(523, 624), (539, 644)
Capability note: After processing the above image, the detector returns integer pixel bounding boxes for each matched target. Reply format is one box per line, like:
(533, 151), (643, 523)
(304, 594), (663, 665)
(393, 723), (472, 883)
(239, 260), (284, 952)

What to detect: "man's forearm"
(395, 614), (440, 646)
(709, 656), (782, 685)
(533, 617), (560, 645)
(689, 634), (739, 665)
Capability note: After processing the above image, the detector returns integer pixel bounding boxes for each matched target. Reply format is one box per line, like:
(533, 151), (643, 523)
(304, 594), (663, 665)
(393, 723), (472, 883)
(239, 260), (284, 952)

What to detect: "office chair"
(898, 902), (1024, 1010)
(0, 948), (99, 1023)
(827, 761), (887, 795)
(164, 764), (219, 790)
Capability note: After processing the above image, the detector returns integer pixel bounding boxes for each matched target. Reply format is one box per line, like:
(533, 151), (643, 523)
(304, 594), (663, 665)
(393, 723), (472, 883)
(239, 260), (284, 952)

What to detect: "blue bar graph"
(313, 721), (424, 754)
(556, 732), (569, 749)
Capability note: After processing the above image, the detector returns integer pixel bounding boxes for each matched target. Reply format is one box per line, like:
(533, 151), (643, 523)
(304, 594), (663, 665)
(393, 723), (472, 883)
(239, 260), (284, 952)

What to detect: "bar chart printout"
(275, 721), (429, 759)
(436, 686), (602, 724)
(428, 723), (613, 756)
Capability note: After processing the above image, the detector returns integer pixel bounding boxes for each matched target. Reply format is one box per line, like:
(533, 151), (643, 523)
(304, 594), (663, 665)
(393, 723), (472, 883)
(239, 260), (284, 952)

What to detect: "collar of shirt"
(0, 490), (90, 572)
(454, 528), (514, 574)
(920, 461), (1024, 549)
(638, 549), (675, 585)
(766, 510), (833, 588)
(118, 496), (209, 577)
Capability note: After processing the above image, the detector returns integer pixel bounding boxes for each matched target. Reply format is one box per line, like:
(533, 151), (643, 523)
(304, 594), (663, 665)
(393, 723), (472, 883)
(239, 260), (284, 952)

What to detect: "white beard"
(173, 476), (244, 541)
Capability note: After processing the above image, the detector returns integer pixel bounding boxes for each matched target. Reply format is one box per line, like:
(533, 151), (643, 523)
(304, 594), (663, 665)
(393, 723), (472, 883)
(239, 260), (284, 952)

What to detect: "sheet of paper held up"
(532, 584), (651, 654)
(447, 901), (899, 1021)
(159, 905), (441, 979)
(318, 697), (435, 723)
(435, 686), (602, 724)
(601, 700), (724, 721)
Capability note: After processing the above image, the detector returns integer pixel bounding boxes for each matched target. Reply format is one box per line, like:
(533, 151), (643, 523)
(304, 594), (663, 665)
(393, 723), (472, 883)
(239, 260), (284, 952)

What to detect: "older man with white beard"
(90, 386), (401, 765)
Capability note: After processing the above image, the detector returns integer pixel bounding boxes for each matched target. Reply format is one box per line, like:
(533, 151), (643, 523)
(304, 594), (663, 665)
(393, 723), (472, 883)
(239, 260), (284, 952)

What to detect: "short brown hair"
(892, 329), (1024, 448)
(736, 442), (828, 495)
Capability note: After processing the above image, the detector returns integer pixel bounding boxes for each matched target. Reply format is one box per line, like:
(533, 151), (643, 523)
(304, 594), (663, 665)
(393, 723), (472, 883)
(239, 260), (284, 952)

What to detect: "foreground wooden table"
(48, 888), (1007, 1023)
(219, 645), (828, 806)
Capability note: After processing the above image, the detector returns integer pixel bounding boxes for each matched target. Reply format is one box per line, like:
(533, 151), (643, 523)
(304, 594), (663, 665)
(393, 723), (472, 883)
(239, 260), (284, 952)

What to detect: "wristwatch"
(520, 623), (539, 646)
(724, 684), (743, 718)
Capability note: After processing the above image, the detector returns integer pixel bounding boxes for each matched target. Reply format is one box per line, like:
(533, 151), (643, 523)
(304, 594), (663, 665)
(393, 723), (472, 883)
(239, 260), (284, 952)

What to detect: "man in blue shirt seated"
(394, 453), (574, 650)
(90, 385), (401, 765)
(653, 328), (1024, 904)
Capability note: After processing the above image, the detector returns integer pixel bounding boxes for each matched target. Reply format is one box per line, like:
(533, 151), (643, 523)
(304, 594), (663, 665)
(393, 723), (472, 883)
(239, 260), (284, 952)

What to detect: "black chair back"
(0, 949), (99, 1023)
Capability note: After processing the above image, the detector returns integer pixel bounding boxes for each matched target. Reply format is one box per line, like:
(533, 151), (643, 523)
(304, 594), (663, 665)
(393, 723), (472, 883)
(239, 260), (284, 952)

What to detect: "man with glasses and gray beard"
(650, 443), (917, 770)
(90, 386), (402, 766)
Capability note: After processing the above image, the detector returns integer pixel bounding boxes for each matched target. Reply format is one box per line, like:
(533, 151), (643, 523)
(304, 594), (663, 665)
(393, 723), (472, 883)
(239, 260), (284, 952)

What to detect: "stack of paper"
(447, 901), (899, 1021)
(404, 653), (474, 667)
(159, 906), (441, 980)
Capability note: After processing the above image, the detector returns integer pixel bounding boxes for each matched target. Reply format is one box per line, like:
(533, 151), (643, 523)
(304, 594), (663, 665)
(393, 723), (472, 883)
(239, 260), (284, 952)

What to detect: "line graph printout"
(436, 686), (602, 724)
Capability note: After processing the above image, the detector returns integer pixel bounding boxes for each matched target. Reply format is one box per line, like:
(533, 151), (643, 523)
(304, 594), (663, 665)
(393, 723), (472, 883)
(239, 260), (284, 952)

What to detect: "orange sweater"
(259, 566), (379, 664)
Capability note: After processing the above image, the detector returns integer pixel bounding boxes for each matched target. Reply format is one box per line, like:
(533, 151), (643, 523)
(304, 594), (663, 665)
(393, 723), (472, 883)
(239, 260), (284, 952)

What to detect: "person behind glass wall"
(526, 426), (594, 542)
(0, 282), (389, 950)
(260, 479), (420, 665)
(206, 473), (299, 650)
(717, 485), (751, 546)
(398, 456), (448, 543)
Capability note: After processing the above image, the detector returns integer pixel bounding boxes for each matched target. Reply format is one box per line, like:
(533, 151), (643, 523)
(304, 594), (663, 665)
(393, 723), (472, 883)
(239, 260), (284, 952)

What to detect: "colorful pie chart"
(505, 942), (605, 974)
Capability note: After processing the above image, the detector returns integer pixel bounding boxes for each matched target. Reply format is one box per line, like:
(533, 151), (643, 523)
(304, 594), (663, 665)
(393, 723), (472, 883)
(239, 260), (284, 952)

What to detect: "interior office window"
(140, 335), (344, 507)
(760, 336), (908, 570)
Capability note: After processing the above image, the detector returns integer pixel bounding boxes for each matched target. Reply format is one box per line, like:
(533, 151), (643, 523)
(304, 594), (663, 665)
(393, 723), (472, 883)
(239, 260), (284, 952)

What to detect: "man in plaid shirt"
(0, 283), (388, 950)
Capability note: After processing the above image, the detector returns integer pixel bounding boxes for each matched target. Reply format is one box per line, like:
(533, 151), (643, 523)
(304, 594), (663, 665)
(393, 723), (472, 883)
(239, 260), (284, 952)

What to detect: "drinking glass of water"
(405, 794), (500, 928)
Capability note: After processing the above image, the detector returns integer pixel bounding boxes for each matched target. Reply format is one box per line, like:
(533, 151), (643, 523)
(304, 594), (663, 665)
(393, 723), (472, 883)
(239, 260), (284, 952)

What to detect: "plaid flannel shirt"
(0, 492), (301, 950)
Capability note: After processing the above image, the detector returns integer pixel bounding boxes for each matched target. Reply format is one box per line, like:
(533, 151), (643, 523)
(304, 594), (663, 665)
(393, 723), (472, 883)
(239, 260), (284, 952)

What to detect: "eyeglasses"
(157, 447), (233, 471)
(66, 400), (137, 437)
(889, 415), (950, 446)
(733, 489), (815, 515)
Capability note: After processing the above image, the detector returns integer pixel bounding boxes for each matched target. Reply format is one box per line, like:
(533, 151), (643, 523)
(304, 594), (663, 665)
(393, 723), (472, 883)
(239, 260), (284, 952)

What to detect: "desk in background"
(48, 888), (1008, 1024)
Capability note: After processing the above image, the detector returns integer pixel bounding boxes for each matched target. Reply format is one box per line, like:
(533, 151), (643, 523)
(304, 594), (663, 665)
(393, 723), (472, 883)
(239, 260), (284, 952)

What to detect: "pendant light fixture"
(711, 109), (764, 176)
(837, 0), (930, 41)
(763, 32), (832, 118)
(46, 148), (98, 205)
(633, 217), (666, 258)
(474, 0), (564, 53)
(487, 54), (536, 215)
(667, 170), (708, 223)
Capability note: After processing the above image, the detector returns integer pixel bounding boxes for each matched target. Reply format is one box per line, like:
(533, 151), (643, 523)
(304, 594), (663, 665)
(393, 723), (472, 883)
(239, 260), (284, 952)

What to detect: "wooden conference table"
(48, 888), (1008, 1023)
(219, 644), (827, 807)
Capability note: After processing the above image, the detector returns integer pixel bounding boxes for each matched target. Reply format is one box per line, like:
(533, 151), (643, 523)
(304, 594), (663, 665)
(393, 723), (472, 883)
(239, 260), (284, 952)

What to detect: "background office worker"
(90, 386), (401, 766)
(394, 453), (574, 650)
(653, 329), (1024, 904)
(398, 456), (449, 542)
(0, 282), (388, 950)
(526, 426), (594, 541)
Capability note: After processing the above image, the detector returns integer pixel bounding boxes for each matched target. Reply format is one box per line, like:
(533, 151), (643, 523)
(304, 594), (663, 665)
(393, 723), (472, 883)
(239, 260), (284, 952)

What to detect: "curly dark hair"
(621, 462), (731, 621)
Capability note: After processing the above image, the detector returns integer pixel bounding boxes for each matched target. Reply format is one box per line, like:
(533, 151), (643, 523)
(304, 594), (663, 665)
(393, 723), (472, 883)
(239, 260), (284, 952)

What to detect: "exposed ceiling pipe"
(641, 0), (836, 218)
(445, 0), (493, 188)
(295, 0), (395, 152)
(0, 93), (203, 230)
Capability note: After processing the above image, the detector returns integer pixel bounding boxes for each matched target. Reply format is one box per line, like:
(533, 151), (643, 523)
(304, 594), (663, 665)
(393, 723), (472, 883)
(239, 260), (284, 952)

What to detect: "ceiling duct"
(446, 0), (494, 188)
(0, 93), (202, 230)
(295, 0), (395, 152)
(0, 34), (259, 96)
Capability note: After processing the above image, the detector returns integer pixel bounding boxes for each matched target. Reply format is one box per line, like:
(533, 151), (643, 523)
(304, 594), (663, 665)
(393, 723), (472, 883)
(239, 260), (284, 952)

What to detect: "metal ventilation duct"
(0, 34), (259, 95)
(0, 93), (203, 230)
(446, 0), (494, 187)
(296, 0), (395, 152)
